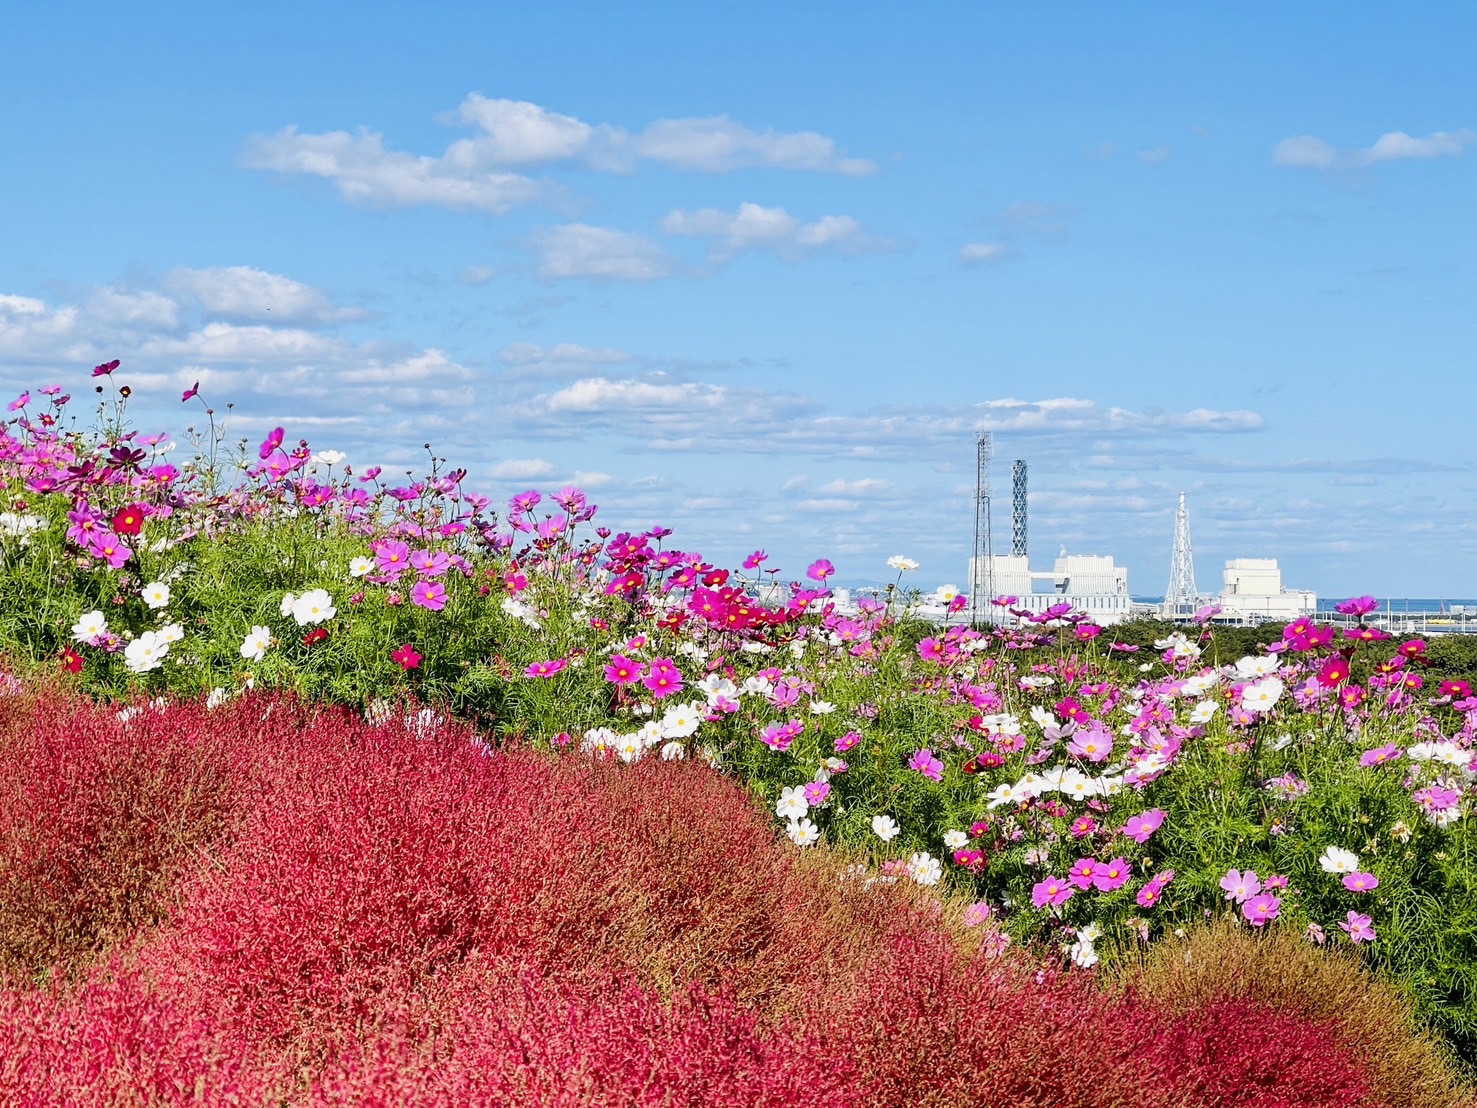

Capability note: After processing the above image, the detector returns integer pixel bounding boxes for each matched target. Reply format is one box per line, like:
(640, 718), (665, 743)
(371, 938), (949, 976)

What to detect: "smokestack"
(1011, 460), (1028, 558)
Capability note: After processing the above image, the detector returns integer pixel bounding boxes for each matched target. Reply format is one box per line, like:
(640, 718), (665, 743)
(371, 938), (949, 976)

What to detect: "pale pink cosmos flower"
(1340, 911), (1376, 944)
(1342, 871), (1379, 893)
(1120, 809), (1166, 843)
(1219, 868), (1261, 904)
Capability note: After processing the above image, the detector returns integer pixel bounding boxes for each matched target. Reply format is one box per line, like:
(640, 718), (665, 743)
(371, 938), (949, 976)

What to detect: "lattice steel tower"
(1010, 460), (1028, 558)
(971, 431), (996, 625)
(1165, 491), (1199, 614)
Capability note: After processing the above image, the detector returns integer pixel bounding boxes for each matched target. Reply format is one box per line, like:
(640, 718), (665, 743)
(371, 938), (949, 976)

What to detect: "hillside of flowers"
(3, 364), (1477, 1098)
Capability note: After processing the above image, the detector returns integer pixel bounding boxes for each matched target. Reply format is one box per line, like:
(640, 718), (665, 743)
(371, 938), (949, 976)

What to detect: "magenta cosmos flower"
(1340, 910), (1376, 944)
(411, 580), (446, 611)
(525, 659), (567, 678)
(1032, 876), (1075, 908)
(908, 749), (945, 782)
(1342, 871), (1379, 893)
(1242, 892), (1282, 927)
(806, 558), (835, 581)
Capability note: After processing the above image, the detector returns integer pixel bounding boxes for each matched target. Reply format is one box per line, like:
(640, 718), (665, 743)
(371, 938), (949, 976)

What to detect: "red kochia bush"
(0, 690), (255, 977)
(0, 689), (1383, 1106)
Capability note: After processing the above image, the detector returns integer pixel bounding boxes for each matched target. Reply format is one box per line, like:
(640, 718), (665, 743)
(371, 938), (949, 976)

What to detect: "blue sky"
(2, 2), (1473, 596)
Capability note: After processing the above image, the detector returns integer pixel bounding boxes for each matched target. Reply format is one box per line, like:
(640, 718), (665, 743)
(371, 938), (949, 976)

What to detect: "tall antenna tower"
(1165, 491), (1199, 615)
(1010, 460), (1028, 558)
(971, 431), (995, 625)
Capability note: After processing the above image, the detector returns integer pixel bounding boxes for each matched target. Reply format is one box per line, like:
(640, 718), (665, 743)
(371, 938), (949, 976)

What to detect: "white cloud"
(241, 126), (543, 213)
(87, 289), (182, 329)
(542, 377), (728, 413)
(660, 202), (869, 263)
(162, 266), (365, 325)
(489, 457), (558, 479)
(242, 98), (875, 215)
(1274, 128), (1476, 171)
(796, 498), (859, 513)
(450, 95), (595, 165)
(958, 242), (1014, 266)
(1138, 145), (1173, 165)
(817, 477), (893, 496)
(628, 115), (875, 175)
(533, 224), (675, 281)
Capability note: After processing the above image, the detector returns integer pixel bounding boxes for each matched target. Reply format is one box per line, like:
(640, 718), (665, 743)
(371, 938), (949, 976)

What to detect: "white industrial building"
(970, 551), (1134, 625)
(1215, 558), (1316, 622)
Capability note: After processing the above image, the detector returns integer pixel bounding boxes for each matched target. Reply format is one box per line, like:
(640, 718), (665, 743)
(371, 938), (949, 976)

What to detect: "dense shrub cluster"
(0, 687), (1448, 1106)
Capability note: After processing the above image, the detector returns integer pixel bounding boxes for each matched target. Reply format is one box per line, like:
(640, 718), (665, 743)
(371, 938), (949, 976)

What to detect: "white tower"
(1164, 491), (1199, 615)
(971, 430), (996, 625)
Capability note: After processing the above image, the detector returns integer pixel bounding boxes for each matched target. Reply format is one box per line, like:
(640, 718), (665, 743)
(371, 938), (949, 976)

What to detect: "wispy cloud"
(1274, 128), (1476, 170)
(532, 224), (676, 281)
(660, 202), (876, 263)
(162, 266), (368, 325)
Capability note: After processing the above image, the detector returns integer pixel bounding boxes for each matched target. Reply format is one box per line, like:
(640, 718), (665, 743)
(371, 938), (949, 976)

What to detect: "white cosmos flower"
(741, 675), (774, 697)
(71, 610), (109, 643)
(638, 720), (665, 747)
(155, 622), (185, 646)
(1189, 700), (1219, 724)
(809, 699), (837, 715)
(1068, 939), (1099, 969)
(660, 740), (686, 761)
(206, 687), (229, 710)
(240, 625), (271, 662)
(871, 814), (901, 842)
(740, 641), (773, 654)
(0, 512), (46, 540)
(788, 818), (820, 847)
(581, 727), (617, 754)
(697, 674), (737, 699)
(1029, 705), (1055, 729)
(291, 588), (336, 626)
(943, 829), (968, 850)
(1059, 769), (1099, 802)
(1182, 673), (1218, 696)
(141, 581), (171, 610)
(659, 704), (702, 739)
(986, 782), (1019, 810)
(887, 555), (920, 572)
(1318, 845), (1360, 874)
(312, 450), (346, 467)
(348, 556), (374, 578)
(1016, 773), (1049, 799)
(279, 592), (297, 618)
(935, 583), (960, 603)
(776, 785), (810, 820)
(123, 631), (167, 674)
(615, 734), (644, 763)
(1235, 654), (1281, 679)
(908, 852), (943, 886)
(1241, 677), (1284, 714)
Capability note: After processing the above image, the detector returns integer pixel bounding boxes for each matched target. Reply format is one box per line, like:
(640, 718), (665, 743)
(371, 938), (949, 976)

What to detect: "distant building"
(1215, 558), (1316, 622)
(970, 550), (1134, 625)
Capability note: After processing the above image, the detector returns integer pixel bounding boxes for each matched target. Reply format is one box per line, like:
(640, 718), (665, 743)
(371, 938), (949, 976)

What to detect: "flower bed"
(3, 364), (1477, 1073)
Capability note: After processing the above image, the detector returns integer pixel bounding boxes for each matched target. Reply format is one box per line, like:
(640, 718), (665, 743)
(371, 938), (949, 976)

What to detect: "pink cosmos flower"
(1069, 816), (1097, 839)
(1136, 869), (1175, 909)
(8, 391), (29, 411)
(963, 902), (994, 927)
(525, 659), (567, 678)
(1342, 871), (1379, 893)
(1067, 857), (1099, 890)
(1339, 910), (1376, 944)
(1335, 595), (1379, 616)
(908, 749), (945, 782)
(642, 657), (684, 699)
(743, 549), (768, 569)
(835, 730), (861, 753)
(1032, 876), (1075, 908)
(411, 580), (447, 610)
(603, 654), (644, 685)
(803, 780), (831, 807)
(1243, 892), (1282, 927)
(1091, 857), (1131, 892)
(806, 558), (835, 581)
(1360, 744), (1401, 768)
(392, 643), (422, 670)
(1120, 809), (1166, 844)
(1219, 868), (1261, 904)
